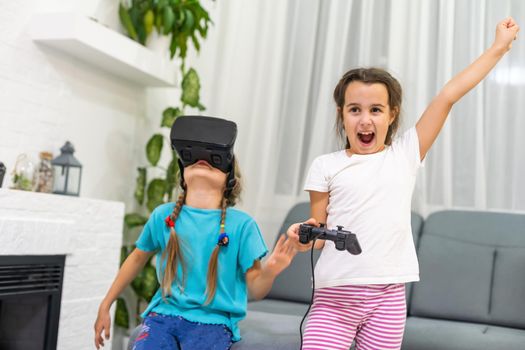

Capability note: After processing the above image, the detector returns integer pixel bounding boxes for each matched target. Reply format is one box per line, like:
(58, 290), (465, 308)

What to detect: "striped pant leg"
(302, 286), (366, 350)
(354, 284), (407, 350)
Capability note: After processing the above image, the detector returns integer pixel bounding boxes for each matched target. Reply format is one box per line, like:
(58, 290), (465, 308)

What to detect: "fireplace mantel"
(0, 189), (124, 350)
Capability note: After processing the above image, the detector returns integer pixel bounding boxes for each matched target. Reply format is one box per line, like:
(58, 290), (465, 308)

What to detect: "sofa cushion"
(410, 211), (424, 249)
(410, 210), (525, 328)
(231, 310), (303, 350)
(402, 316), (525, 350)
(406, 211), (424, 305)
(491, 246), (525, 328)
(248, 299), (309, 316)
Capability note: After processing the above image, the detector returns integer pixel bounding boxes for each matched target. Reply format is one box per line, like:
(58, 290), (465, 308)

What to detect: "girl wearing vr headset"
(288, 18), (519, 350)
(94, 117), (297, 349)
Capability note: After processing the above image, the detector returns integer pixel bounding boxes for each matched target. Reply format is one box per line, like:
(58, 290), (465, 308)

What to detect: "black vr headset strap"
(178, 158), (186, 190)
(225, 157), (236, 196)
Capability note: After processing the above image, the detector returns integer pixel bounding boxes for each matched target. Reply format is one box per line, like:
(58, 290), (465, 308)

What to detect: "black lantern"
(51, 141), (82, 196)
(0, 162), (5, 188)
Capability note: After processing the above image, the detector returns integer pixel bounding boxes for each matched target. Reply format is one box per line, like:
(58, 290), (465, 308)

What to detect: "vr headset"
(171, 116), (237, 192)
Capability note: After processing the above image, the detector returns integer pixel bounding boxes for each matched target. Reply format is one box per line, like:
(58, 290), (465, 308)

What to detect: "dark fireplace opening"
(0, 255), (65, 350)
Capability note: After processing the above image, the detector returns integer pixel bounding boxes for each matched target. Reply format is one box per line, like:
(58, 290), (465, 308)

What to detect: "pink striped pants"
(302, 284), (406, 350)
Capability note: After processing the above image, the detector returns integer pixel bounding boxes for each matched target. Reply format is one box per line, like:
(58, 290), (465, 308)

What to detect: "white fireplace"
(0, 189), (124, 350)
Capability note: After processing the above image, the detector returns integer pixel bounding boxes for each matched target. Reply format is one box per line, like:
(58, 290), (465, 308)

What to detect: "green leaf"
(175, 5), (186, 27)
(115, 298), (130, 329)
(135, 0), (150, 13)
(181, 68), (201, 107)
(182, 8), (195, 33)
(143, 9), (155, 36)
(169, 31), (179, 59)
(146, 134), (164, 166)
(161, 107), (182, 127)
(190, 33), (200, 51)
(134, 167), (146, 205)
(141, 264), (160, 300)
(124, 213), (148, 229)
(163, 6), (175, 35)
(146, 178), (167, 212)
(127, 3), (148, 44)
(155, 8), (163, 33)
(166, 154), (179, 200)
(120, 246), (128, 266)
(131, 263), (159, 301)
(119, 4), (139, 41)
(137, 22), (147, 45)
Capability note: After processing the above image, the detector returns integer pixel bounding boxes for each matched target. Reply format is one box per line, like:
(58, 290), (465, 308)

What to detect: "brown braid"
(161, 192), (187, 298)
(204, 197), (228, 305)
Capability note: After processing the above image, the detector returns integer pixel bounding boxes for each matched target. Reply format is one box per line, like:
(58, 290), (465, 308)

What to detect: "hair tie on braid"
(218, 233), (229, 246)
(217, 221), (228, 246)
(165, 215), (175, 228)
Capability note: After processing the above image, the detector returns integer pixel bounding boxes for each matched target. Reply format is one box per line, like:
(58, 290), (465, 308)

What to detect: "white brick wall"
(0, 0), (152, 204)
(0, 189), (124, 350)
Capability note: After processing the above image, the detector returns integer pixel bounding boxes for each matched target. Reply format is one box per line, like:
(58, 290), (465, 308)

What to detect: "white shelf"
(30, 12), (177, 87)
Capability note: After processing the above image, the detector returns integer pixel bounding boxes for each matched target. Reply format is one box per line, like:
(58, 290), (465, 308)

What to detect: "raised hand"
(494, 17), (520, 52)
(264, 235), (297, 276)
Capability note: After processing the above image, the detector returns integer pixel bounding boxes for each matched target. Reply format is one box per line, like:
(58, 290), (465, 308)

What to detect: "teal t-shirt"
(135, 202), (268, 341)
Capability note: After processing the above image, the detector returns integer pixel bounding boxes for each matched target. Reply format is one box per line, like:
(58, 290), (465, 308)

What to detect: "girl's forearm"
(247, 264), (277, 300)
(441, 45), (507, 104)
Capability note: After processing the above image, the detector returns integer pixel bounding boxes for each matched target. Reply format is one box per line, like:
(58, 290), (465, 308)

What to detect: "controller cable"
(299, 238), (317, 350)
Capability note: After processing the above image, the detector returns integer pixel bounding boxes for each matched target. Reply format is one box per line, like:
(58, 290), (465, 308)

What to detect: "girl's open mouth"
(357, 131), (375, 145)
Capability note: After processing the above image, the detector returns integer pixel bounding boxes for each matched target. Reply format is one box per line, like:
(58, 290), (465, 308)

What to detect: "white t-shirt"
(304, 127), (423, 288)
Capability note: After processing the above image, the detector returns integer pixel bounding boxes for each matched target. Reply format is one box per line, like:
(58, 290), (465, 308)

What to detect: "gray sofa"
(128, 203), (525, 349)
(232, 203), (525, 350)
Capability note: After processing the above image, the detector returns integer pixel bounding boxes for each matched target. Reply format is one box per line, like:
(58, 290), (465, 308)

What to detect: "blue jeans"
(132, 313), (233, 350)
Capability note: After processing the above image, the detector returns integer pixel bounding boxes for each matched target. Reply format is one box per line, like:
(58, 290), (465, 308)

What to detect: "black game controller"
(299, 224), (362, 255)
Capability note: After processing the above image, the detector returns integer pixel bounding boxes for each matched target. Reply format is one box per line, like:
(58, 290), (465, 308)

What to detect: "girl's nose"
(359, 113), (373, 125)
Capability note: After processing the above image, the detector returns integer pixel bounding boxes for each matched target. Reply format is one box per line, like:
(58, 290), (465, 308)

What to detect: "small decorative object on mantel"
(0, 162), (6, 188)
(34, 151), (54, 193)
(11, 154), (35, 191)
(51, 141), (82, 196)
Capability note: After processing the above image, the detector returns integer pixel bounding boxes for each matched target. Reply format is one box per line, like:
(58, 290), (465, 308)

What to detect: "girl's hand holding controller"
(286, 218), (318, 252)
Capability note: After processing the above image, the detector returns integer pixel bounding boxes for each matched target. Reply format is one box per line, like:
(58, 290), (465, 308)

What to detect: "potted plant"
(118, 0), (211, 61)
(115, 0), (212, 332)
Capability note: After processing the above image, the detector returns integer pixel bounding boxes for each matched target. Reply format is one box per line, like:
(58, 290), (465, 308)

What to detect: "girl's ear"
(389, 107), (399, 125)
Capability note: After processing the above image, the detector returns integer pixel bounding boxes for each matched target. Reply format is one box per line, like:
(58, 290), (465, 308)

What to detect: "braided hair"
(161, 192), (187, 297)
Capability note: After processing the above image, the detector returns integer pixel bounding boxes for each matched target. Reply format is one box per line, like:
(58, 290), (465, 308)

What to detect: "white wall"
(0, 0), (151, 204)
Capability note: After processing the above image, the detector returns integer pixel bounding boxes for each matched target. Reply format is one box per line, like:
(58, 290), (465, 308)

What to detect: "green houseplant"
(115, 0), (213, 329)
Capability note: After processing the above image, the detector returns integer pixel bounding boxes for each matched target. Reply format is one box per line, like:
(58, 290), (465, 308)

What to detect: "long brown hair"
(160, 159), (243, 303)
(333, 67), (403, 148)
